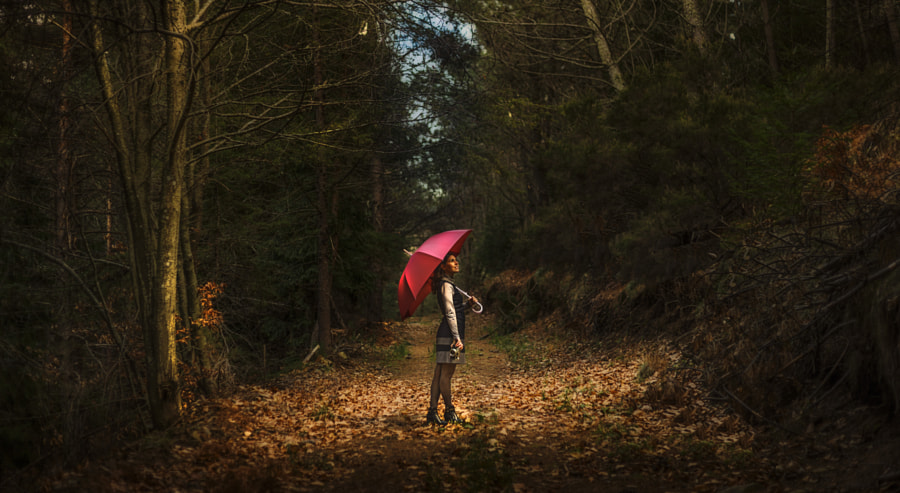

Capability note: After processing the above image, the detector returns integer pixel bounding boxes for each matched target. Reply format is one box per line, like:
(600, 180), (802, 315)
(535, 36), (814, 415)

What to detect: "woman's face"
(442, 255), (460, 275)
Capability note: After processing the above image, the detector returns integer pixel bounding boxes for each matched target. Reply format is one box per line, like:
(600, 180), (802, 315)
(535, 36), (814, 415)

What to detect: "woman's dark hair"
(431, 254), (455, 293)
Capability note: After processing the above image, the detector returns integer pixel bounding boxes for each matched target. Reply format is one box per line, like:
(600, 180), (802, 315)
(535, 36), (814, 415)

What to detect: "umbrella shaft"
(454, 286), (483, 314)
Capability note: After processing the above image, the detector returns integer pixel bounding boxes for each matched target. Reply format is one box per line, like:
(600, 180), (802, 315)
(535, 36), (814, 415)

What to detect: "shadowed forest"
(2, 1), (900, 491)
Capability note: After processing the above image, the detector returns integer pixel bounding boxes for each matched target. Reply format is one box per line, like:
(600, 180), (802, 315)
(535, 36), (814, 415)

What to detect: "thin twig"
(720, 385), (803, 436)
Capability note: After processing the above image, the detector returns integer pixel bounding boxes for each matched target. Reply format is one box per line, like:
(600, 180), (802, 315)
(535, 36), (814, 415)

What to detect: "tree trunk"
(184, 38), (215, 395)
(106, 162), (113, 256)
(681, 0), (708, 55)
(825, 0), (836, 68)
(579, 0), (626, 92)
(314, 163), (334, 353)
(761, 0), (780, 75)
(148, 0), (192, 428)
(312, 6), (333, 353)
(87, 0), (152, 322)
(55, 0), (74, 252)
(852, 0), (871, 67)
(181, 189), (215, 394)
(886, 0), (900, 63)
(90, 0), (192, 428)
(368, 155), (384, 322)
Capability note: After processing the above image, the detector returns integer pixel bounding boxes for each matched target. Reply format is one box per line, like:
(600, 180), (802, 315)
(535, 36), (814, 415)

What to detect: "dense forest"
(2, 0), (900, 490)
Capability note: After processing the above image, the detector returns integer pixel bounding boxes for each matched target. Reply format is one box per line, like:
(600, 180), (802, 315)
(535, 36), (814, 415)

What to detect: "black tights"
(429, 363), (456, 409)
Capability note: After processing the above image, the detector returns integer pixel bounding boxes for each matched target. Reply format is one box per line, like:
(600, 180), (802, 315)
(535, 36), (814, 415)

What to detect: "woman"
(426, 253), (478, 425)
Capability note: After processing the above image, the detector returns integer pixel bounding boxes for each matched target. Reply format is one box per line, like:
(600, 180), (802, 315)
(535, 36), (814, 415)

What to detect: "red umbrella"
(398, 229), (472, 320)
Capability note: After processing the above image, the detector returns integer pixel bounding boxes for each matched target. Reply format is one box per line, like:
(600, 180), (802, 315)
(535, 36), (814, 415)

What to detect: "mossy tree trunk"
(87, 0), (194, 428)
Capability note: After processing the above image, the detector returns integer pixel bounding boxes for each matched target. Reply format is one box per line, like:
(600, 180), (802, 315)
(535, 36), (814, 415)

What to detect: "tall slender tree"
(55, 0), (75, 252)
(312, 4), (334, 352)
(580, 0), (626, 91)
(85, 0), (194, 426)
(886, 0), (900, 63)
(826, 0), (836, 68)
(681, 0), (709, 55)
(761, 0), (780, 75)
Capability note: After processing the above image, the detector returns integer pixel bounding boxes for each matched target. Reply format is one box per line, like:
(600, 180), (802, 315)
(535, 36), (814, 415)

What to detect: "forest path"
(43, 314), (893, 493)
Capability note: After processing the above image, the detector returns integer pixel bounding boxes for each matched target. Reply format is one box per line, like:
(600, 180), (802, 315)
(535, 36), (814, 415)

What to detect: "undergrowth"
(375, 340), (412, 368)
(488, 331), (535, 368)
(425, 427), (515, 493)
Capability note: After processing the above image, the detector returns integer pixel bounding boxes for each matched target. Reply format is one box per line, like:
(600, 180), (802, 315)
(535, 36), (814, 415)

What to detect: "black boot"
(426, 407), (446, 426)
(443, 407), (463, 424)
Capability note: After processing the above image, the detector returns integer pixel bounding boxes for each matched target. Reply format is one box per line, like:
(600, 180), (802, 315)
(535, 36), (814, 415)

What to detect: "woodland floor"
(36, 313), (900, 493)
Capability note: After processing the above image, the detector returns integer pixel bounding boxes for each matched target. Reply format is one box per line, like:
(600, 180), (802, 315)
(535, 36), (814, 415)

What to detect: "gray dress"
(435, 277), (466, 364)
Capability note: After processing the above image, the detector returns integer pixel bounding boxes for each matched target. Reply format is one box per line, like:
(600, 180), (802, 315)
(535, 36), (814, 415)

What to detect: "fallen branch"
(303, 344), (320, 363)
(879, 471), (900, 483)
(720, 385), (803, 436)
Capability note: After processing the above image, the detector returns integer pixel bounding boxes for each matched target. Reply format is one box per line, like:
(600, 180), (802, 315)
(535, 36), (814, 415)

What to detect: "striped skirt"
(435, 314), (466, 364)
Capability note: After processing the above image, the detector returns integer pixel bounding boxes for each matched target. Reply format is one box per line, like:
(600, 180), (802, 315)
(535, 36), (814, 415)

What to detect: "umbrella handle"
(454, 286), (483, 314)
(471, 299), (483, 314)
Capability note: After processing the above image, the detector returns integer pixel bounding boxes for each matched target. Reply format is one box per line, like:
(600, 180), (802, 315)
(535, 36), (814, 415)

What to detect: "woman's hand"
(453, 338), (464, 349)
(466, 294), (483, 314)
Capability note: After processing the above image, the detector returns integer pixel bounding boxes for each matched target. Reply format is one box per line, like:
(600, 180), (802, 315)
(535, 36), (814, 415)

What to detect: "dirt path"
(311, 314), (533, 491)
(387, 313), (510, 394)
(40, 315), (900, 493)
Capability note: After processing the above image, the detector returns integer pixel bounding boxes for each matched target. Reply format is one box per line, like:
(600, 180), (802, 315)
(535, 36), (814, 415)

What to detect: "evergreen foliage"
(3, 0), (900, 480)
(456, 0), (900, 421)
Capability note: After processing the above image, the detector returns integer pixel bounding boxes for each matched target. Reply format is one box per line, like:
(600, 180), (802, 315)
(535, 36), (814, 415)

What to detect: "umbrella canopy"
(398, 229), (472, 320)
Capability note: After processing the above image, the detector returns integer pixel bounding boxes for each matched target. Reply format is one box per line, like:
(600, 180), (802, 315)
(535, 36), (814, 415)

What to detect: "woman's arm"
(440, 281), (462, 345)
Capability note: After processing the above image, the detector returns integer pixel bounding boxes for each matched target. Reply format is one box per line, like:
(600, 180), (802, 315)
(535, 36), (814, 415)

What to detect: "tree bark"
(55, 0), (74, 252)
(853, 0), (872, 67)
(180, 190), (215, 394)
(825, 0), (836, 68)
(886, 0), (900, 63)
(89, 0), (191, 428)
(368, 155), (384, 322)
(314, 162), (334, 353)
(681, 0), (708, 55)
(87, 0), (153, 330)
(761, 0), (779, 75)
(312, 5), (333, 353)
(149, 0), (191, 428)
(184, 38), (215, 395)
(579, 0), (626, 92)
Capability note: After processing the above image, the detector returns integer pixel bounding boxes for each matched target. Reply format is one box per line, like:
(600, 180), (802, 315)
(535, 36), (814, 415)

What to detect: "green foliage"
(463, 1), (900, 290)
(0, 249), (68, 472)
(598, 62), (737, 282)
(489, 332), (539, 369)
(312, 402), (336, 421)
(609, 438), (655, 462)
(3, 0), (900, 480)
(485, 277), (540, 335)
(203, 148), (318, 347)
(454, 432), (515, 493)
(594, 421), (629, 442)
(676, 437), (717, 461)
(0, 362), (45, 471)
(379, 340), (412, 367)
(203, 133), (411, 351)
(426, 429), (515, 493)
(474, 212), (518, 275)
(598, 62), (899, 285)
(723, 67), (896, 217)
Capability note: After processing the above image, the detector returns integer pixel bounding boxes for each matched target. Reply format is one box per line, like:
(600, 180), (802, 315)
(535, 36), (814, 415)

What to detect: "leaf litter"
(40, 314), (900, 492)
